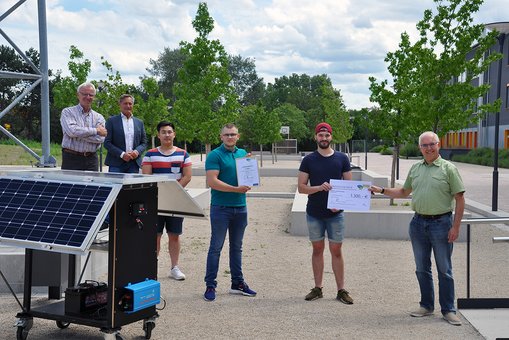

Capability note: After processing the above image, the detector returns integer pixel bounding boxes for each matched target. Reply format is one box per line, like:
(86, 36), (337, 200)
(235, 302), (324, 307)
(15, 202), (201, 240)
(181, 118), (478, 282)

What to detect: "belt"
(415, 211), (452, 220)
(62, 148), (96, 157)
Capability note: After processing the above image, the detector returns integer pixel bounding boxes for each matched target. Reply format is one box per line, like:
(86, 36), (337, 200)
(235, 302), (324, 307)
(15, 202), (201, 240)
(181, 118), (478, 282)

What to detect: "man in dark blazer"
(104, 94), (147, 173)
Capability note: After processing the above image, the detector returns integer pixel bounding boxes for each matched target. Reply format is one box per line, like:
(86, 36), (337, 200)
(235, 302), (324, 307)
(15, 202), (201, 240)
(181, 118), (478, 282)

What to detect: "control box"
(119, 279), (160, 314)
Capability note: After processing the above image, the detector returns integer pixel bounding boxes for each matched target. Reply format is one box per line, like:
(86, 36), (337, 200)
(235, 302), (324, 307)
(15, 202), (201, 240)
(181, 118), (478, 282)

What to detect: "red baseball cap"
(315, 122), (332, 134)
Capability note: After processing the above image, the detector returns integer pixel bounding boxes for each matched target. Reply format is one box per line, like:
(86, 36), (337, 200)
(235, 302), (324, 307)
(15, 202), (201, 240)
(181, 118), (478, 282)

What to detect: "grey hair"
(119, 94), (135, 104)
(418, 131), (439, 145)
(77, 82), (96, 94)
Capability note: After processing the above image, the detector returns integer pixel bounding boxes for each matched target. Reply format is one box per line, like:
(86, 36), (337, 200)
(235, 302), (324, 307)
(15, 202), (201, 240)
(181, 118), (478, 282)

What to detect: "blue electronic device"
(120, 279), (160, 314)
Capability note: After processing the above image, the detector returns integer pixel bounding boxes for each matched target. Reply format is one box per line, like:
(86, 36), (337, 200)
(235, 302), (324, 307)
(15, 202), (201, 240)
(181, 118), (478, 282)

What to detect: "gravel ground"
(1, 157), (508, 339)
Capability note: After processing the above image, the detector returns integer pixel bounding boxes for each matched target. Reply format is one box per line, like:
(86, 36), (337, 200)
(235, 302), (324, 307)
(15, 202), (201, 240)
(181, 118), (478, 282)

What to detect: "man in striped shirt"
(60, 82), (107, 171)
(142, 121), (192, 280)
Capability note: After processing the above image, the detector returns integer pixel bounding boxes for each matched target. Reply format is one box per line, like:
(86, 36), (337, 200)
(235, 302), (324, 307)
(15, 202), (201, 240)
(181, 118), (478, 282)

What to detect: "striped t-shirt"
(142, 147), (191, 180)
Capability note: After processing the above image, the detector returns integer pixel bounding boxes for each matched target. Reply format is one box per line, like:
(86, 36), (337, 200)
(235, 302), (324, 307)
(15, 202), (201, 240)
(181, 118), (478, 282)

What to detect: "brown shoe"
(305, 287), (323, 301)
(336, 289), (353, 304)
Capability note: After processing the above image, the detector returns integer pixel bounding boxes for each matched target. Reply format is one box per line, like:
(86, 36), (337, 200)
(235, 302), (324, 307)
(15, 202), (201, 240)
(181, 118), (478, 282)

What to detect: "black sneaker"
(229, 282), (256, 296)
(305, 287), (323, 301)
(336, 289), (353, 304)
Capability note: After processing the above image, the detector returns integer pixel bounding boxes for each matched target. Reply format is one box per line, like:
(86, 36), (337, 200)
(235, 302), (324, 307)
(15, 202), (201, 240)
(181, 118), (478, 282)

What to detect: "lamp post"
(485, 22), (509, 212)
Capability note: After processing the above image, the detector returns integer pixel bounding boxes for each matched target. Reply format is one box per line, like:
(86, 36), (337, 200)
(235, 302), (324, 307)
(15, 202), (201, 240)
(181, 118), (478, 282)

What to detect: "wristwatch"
(380, 187), (385, 194)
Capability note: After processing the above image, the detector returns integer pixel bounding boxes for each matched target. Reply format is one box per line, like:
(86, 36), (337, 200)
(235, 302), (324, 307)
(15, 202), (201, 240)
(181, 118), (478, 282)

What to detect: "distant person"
(60, 82), (106, 171)
(142, 121), (191, 280)
(370, 131), (465, 326)
(298, 122), (354, 304)
(104, 94), (147, 174)
(203, 123), (256, 301)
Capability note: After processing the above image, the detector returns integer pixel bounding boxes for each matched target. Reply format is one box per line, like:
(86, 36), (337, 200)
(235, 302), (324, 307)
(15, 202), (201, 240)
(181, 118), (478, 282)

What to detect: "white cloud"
(1, 0), (505, 109)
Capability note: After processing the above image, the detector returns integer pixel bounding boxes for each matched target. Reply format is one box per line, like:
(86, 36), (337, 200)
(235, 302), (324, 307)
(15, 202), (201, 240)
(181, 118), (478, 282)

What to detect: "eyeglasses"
(222, 133), (238, 138)
(420, 142), (439, 148)
(159, 130), (174, 135)
(79, 92), (95, 97)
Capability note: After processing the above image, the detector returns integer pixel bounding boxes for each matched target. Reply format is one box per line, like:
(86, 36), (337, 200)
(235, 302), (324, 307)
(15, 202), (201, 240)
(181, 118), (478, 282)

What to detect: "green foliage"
(147, 47), (186, 102)
(453, 148), (509, 168)
(369, 0), (500, 142)
(318, 84), (352, 143)
(52, 45), (91, 111)
(413, 0), (501, 134)
(380, 146), (393, 155)
(263, 74), (350, 142)
(93, 57), (135, 118)
(135, 77), (170, 147)
(370, 145), (385, 153)
(173, 2), (240, 146)
(237, 104), (281, 146)
(271, 103), (308, 140)
(228, 55), (265, 106)
(0, 45), (45, 140)
(400, 143), (421, 158)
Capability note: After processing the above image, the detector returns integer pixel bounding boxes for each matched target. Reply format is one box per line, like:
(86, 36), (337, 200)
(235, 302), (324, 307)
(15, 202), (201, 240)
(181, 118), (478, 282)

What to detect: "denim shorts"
(157, 215), (183, 235)
(306, 213), (345, 243)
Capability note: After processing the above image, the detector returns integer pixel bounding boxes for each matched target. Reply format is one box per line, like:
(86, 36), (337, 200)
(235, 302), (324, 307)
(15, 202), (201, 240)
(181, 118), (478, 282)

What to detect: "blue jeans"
(108, 162), (140, 174)
(205, 205), (248, 288)
(409, 213), (455, 314)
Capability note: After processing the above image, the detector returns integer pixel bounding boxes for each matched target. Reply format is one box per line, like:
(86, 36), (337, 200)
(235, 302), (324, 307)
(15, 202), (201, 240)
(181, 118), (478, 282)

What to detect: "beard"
(318, 140), (330, 149)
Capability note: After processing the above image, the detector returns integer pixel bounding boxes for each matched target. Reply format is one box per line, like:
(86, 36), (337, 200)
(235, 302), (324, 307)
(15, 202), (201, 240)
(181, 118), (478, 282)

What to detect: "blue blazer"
(104, 114), (147, 168)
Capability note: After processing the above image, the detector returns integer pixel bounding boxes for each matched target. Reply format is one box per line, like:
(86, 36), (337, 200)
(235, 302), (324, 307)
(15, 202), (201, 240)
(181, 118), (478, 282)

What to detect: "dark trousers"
(61, 151), (98, 171)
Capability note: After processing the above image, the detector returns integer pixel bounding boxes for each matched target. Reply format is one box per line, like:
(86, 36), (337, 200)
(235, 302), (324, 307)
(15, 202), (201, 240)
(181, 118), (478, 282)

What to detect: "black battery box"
(65, 280), (108, 316)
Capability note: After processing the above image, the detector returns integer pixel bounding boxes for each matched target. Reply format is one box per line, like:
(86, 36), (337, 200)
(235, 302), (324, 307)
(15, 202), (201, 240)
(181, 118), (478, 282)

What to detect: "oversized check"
(326, 180), (372, 211)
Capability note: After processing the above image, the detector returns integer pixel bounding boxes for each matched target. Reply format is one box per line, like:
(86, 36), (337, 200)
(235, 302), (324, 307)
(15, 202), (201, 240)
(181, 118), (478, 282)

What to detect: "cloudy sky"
(1, 0), (507, 109)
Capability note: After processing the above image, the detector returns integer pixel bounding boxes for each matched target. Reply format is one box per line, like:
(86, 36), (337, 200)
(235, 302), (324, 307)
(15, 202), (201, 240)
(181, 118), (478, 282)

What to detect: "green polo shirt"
(205, 144), (247, 207)
(403, 156), (465, 215)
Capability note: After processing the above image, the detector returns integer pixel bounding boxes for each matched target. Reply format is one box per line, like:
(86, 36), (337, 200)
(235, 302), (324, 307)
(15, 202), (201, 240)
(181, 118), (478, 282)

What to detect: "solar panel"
(0, 177), (120, 254)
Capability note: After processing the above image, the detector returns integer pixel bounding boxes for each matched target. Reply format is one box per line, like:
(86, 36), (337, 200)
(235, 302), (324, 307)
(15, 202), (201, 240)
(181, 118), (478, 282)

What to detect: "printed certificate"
(326, 180), (372, 211)
(235, 157), (260, 187)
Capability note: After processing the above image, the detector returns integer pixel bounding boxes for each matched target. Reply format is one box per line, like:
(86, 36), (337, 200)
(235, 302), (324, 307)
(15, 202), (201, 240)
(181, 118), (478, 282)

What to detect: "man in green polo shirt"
(370, 131), (465, 326)
(203, 123), (257, 302)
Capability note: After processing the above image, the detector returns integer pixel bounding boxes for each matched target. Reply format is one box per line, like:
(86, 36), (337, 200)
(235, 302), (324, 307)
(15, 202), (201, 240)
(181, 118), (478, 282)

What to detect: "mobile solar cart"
(0, 170), (205, 340)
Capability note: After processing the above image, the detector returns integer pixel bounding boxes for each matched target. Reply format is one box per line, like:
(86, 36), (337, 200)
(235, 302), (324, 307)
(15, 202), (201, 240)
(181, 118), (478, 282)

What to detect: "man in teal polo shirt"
(370, 131), (465, 326)
(203, 123), (257, 301)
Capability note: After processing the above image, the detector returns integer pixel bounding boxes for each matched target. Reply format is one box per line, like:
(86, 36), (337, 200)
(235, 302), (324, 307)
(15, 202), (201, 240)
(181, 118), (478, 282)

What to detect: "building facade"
(441, 26), (509, 150)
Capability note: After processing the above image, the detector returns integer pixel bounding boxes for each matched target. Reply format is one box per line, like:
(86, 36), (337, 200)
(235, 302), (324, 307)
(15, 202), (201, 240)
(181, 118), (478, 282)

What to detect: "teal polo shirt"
(403, 156), (465, 215)
(205, 144), (248, 207)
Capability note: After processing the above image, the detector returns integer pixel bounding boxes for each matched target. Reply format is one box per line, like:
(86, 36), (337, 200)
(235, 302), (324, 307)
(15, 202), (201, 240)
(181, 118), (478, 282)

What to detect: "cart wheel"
(16, 326), (28, 340)
(56, 320), (70, 329)
(143, 321), (155, 339)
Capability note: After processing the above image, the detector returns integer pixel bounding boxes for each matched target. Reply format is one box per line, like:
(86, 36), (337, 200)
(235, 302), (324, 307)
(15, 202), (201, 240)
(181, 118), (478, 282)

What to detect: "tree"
(228, 55), (265, 106)
(135, 77), (170, 147)
(147, 47), (187, 103)
(93, 57), (135, 119)
(262, 74), (347, 145)
(413, 0), (500, 133)
(237, 104), (281, 166)
(369, 0), (500, 204)
(271, 103), (308, 141)
(0, 46), (45, 140)
(52, 45), (92, 111)
(173, 2), (240, 152)
(312, 83), (352, 144)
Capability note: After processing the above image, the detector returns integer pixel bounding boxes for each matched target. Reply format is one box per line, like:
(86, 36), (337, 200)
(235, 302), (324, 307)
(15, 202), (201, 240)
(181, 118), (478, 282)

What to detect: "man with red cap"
(298, 122), (354, 304)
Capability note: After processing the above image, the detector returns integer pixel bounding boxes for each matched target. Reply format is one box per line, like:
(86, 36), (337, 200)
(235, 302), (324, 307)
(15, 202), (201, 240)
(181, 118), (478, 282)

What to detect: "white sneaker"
(170, 266), (186, 280)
